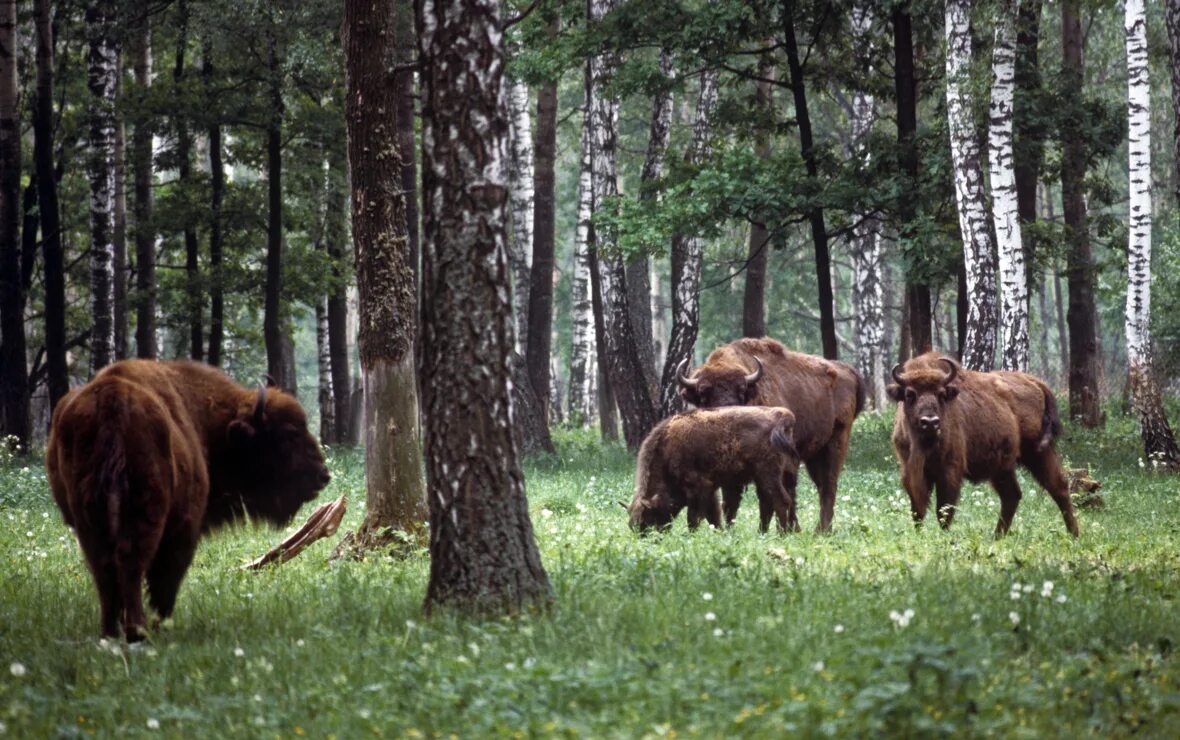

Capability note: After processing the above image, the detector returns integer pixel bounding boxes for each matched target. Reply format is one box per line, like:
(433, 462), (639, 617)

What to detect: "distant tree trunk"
(893, 4), (931, 354)
(130, 0), (155, 361)
(526, 14), (560, 424)
(660, 69), (718, 417)
(418, 0), (551, 614)
(316, 298), (335, 442)
(743, 62), (771, 339)
(1124, 0), (1180, 469)
(783, 0), (837, 360)
(112, 62), (128, 360)
(340, 0), (430, 556)
(989, 0), (1027, 371)
(1061, 0), (1103, 426)
(946, 0), (997, 371)
(1167, 0), (1180, 209)
(1014, 0), (1043, 232)
(174, 0), (201, 361)
(263, 16), (294, 393)
(203, 35), (224, 366)
(587, 0), (658, 448)
(0, 0), (30, 447)
(326, 151), (351, 444)
(34, 0), (67, 408)
(568, 118), (595, 427)
(87, 0), (119, 375)
(506, 73), (534, 354)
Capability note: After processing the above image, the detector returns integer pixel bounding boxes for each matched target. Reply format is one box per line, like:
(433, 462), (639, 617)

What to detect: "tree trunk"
(264, 17), (292, 392)
(587, 233), (618, 440)
(1014, 0), (1043, 231)
(783, 0), (836, 360)
(174, 0), (202, 361)
(112, 60), (128, 361)
(660, 69), (718, 417)
(526, 14), (560, 425)
(393, 0), (417, 285)
(418, 0), (551, 614)
(1124, 0), (1180, 469)
(568, 117), (595, 427)
(1061, 0), (1103, 427)
(1166, 0), (1180, 210)
(743, 62), (771, 340)
(87, 0), (119, 375)
(203, 35), (224, 366)
(316, 298), (335, 442)
(893, 4), (931, 355)
(326, 149), (351, 444)
(588, 0), (658, 447)
(34, 0), (67, 408)
(506, 73), (534, 355)
(946, 0), (997, 371)
(130, 0), (155, 361)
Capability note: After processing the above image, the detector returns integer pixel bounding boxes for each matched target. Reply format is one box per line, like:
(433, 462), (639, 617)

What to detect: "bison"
(677, 337), (864, 532)
(887, 353), (1079, 537)
(627, 406), (800, 533)
(46, 360), (331, 641)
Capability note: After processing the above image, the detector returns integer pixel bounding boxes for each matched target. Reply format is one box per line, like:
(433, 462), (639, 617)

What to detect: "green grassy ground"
(2, 413), (1179, 737)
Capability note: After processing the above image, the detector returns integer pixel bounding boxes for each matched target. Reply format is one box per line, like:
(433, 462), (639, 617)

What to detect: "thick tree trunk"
(418, 0), (551, 614)
(783, 0), (837, 360)
(393, 0), (418, 284)
(203, 36), (224, 366)
(174, 1), (202, 361)
(568, 118), (595, 428)
(1124, 0), (1180, 469)
(87, 0), (119, 375)
(34, 0), (67, 407)
(743, 63), (771, 340)
(1014, 0), (1043, 231)
(1167, 0), (1180, 209)
(130, 1), (155, 361)
(506, 74), (534, 354)
(112, 62), (128, 361)
(326, 152), (351, 444)
(264, 18), (294, 393)
(1061, 0), (1103, 427)
(660, 70), (718, 417)
(990, 0), (1027, 371)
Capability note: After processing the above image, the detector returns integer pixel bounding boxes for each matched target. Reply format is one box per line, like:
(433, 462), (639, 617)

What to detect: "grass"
(2, 413), (1180, 737)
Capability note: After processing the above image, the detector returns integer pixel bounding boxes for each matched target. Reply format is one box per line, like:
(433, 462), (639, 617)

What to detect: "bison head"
(677, 357), (763, 408)
(227, 384), (331, 525)
(626, 494), (677, 534)
(887, 358), (960, 446)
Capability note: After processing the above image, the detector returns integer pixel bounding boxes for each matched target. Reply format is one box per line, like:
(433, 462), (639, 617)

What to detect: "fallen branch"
(242, 496), (348, 570)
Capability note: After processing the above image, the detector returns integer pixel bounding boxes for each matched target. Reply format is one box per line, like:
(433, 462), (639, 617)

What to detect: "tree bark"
(393, 0), (418, 285)
(568, 116), (595, 427)
(743, 65), (771, 340)
(130, 0), (155, 360)
(174, 0), (201, 361)
(1166, 0), (1180, 210)
(418, 0), (551, 614)
(1014, 0), (1043, 231)
(316, 298), (335, 442)
(783, 0), (837, 360)
(264, 16), (293, 393)
(112, 59), (128, 361)
(506, 72), (534, 355)
(1124, 0), (1180, 469)
(326, 149), (351, 444)
(87, 1), (119, 375)
(1061, 0), (1103, 426)
(203, 35), (224, 366)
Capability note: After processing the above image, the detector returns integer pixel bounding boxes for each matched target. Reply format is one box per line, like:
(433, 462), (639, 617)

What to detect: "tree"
(203, 33), (225, 366)
(263, 11), (295, 394)
(506, 64), (534, 354)
(1167, 0), (1180, 210)
(1123, 0), (1180, 469)
(1061, 0), (1102, 427)
(339, 0), (429, 555)
(946, 0), (997, 371)
(990, 0), (1027, 371)
(87, 0), (120, 374)
(174, 0), (202, 361)
(418, 0), (550, 614)
(743, 66), (771, 340)
(130, 0), (156, 361)
(568, 116), (595, 427)
(112, 66), (128, 360)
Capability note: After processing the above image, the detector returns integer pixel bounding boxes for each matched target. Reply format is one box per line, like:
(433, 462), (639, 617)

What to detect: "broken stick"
(242, 495), (348, 570)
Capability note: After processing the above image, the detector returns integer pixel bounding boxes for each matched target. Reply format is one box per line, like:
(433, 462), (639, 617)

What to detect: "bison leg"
(992, 470), (1024, 538)
(901, 464), (931, 526)
(1023, 449), (1081, 537)
(75, 532), (122, 638)
(756, 474), (792, 534)
(934, 475), (963, 529)
(721, 485), (743, 528)
(804, 442), (845, 533)
(146, 533), (198, 622)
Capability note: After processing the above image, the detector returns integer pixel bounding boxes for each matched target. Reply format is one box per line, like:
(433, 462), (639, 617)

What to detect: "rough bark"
(1124, 0), (1180, 469)
(1014, 0), (1043, 231)
(112, 61), (128, 361)
(743, 66), (771, 340)
(946, 0), (997, 371)
(341, 0), (430, 556)
(130, 0), (155, 360)
(174, 0), (202, 361)
(1167, 0), (1180, 209)
(393, 0), (418, 284)
(568, 117), (595, 427)
(1061, 0), (1103, 427)
(87, 0), (119, 375)
(660, 69), (718, 418)
(203, 35), (224, 366)
(264, 16), (292, 393)
(418, 0), (551, 613)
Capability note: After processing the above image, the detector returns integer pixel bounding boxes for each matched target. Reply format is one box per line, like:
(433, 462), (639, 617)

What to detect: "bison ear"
(679, 385), (700, 407)
(943, 384), (960, 401)
(886, 384), (904, 403)
(227, 418), (257, 444)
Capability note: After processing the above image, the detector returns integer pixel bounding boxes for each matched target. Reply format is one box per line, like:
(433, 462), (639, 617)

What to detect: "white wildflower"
(146, 718), (159, 730)
(1041, 581), (1054, 597)
(713, 628), (724, 638)
(9, 662), (26, 677)
(1056, 593), (1067, 604)
(704, 612), (716, 622)
(702, 592), (713, 601)
(233, 647), (245, 658)
(833, 624), (844, 634)
(1009, 611), (1021, 626)
(812, 661), (825, 672)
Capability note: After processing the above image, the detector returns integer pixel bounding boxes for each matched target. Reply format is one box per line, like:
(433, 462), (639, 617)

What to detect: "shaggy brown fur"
(627, 407), (800, 533)
(46, 360), (331, 641)
(678, 337), (864, 532)
(888, 353), (1079, 537)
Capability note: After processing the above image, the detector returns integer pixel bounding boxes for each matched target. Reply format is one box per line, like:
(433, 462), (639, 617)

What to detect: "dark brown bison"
(46, 360), (331, 641)
(627, 406), (800, 533)
(677, 337), (864, 532)
(887, 353), (1079, 537)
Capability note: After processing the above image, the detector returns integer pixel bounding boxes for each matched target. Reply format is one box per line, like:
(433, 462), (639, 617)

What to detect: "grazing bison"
(46, 360), (331, 641)
(887, 353), (1079, 537)
(677, 337), (864, 532)
(627, 407), (800, 533)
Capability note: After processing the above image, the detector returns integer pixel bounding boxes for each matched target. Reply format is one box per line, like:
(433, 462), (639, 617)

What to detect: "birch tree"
(989, 0), (1027, 371)
(946, 0), (997, 371)
(506, 73), (534, 353)
(419, 0), (551, 613)
(567, 118), (595, 427)
(86, 0), (119, 374)
(1166, 0), (1180, 209)
(1123, 0), (1180, 469)
(130, 0), (156, 360)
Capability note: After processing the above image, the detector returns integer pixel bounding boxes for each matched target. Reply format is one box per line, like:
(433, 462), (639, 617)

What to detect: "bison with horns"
(887, 353), (1079, 537)
(627, 406), (801, 533)
(676, 338), (864, 532)
(46, 360), (332, 641)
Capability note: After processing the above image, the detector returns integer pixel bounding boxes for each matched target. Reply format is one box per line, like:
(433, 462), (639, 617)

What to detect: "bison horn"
(744, 357), (764, 386)
(676, 359), (699, 389)
(939, 358), (960, 385)
(253, 382), (267, 424)
(891, 364), (905, 386)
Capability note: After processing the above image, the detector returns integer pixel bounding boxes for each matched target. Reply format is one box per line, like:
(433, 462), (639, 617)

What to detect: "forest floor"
(1, 413), (1179, 737)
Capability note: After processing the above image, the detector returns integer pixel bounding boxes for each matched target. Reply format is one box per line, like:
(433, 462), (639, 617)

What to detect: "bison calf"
(46, 360), (331, 641)
(888, 353), (1079, 537)
(627, 407), (800, 533)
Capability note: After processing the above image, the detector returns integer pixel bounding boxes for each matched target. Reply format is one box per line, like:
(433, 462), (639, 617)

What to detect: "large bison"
(627, 406), (800, 533)
(46, 360), (331, 641)
(887, 353), (1079, 537)
(677, 337), (864, 532)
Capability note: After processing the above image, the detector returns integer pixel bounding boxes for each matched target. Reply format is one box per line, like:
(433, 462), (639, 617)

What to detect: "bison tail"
(853, 367), (867, 417)
(770, 421), (796, 457)
(1038, 386), (1064, 452)
(94, 389), (131, 540)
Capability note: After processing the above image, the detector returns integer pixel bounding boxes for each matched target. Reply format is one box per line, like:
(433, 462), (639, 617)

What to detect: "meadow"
(2, 412), (1179, 737)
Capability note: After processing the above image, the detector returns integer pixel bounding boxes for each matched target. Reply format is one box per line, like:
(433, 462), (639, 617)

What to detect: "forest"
(2, 0), (1180, 735)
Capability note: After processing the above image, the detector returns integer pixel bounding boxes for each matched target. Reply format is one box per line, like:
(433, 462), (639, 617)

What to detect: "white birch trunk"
(316, 297), (334, 441)
(989, 0), (1028, 371)
(567, 116), (595, 427)
(87, 2), (119, 374)
(507, 76), (534, 354)
(946, 0), (997, 371)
